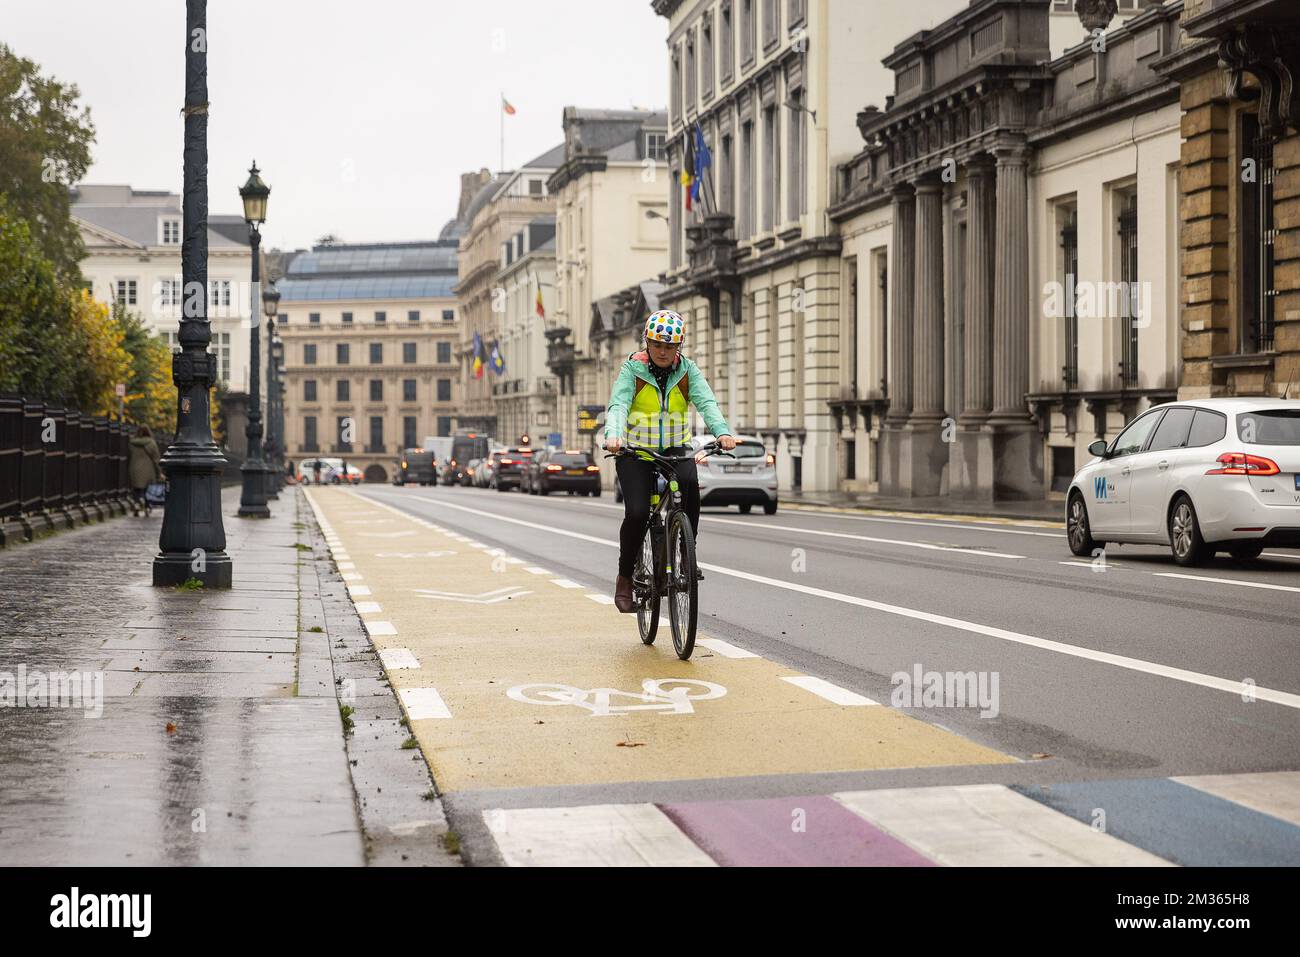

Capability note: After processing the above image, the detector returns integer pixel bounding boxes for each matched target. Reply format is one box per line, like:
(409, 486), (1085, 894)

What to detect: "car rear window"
(551, 454), (591, 466)
(1238, 410), (1300, 445)
(1187, 410), (1227, 448)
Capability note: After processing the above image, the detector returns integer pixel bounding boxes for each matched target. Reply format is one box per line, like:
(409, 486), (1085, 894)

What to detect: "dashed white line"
(696, 638), (759, 659)
(400, 687), (452, 720)
(353, 601), (382, 614)
(365, 621), (397, 636)
(781, 675), (879, 706)
(550, 579), (583, 589)
(379, 647), (421, 670)
(1154, 572), (1300, 594)
(586, 593), (615, 605)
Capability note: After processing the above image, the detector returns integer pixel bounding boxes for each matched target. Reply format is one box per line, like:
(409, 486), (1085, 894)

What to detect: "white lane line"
(365, 621), (397, 636)
(347, 584), (371, 597)
(704, 516), (1025, 559)
(586, 593), (616, 605)
(781, 675), (878, 706)
(696, 637), (759, 659)
(834, 785), (1169, 867)
(469, 542), (487, 549)
(501, 556), (524, 564)
(1058, 561), (1112, 570)
(361, 491), (1300, 711)
(400, 687), (452, 720)
(353, 601), (382, 614)
(524, 566), (551, 575)
(341, 572), (363, 581)
(550, 579), (583, 589)
(1262, 552), (1300, 561)
(482, 805), (715, 868)
(336, 562), (356, 570)
(1154, 572), (1300, 594)
(378, 647), (421, 670)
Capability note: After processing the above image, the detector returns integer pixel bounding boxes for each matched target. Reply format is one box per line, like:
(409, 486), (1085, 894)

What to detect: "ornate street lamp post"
(273, 339), (286, 488)
(153, 0), (233, 588)
(237, 162), (270, 517)
(261, 280), (282, 497)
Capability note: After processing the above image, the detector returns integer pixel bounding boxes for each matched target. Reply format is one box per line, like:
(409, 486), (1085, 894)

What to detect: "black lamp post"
(153, 0), (233, 588)
(237, 161), (270, 518)
(261, 280), (282, 496)
(273, 340), (286, 489)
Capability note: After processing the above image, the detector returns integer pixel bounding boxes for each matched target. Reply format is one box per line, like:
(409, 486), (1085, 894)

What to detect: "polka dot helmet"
(644, 309), (685, 345)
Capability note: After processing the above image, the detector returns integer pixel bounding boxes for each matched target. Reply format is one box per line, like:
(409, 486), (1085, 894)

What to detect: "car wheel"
(1228, 544), (1264, 561)
(1169, 495), (1209, 567)
(1066, 492), (1101, 557)
(593, 488), (602, 497)
(763, 500), (777, 515)
(739, 504), (752, 514)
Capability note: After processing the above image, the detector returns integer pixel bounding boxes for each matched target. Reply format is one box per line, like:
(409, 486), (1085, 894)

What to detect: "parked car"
(691, 434), (778, 514)
(393, 448), (436, 486)
(1067, 397), (1300, 565)
(297, 457), (361, 485)
(493, 447), (535, 491)
(528, 449), (601, 497)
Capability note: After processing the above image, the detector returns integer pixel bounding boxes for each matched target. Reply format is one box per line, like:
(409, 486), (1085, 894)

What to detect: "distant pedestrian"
(128, 425), (163, 517)
(313, 460), (322, 485)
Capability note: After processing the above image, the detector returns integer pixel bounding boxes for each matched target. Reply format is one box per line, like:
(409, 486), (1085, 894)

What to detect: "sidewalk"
(786, 489), (1065, 523)
(0, 485), (452, 866)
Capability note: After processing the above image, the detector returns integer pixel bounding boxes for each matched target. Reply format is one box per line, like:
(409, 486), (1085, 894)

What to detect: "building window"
(436, 415), (452, 437)
(403, 342), (417, 364)
(369, 379), (383, 401)
(336, 416), (352, 453)
(374, 310), (386, 323)
(277, 312), (287, 325)
(408, 309), (420, 322)
(309, 312), (321, 324)
(304, 343), (317, 365)
(762, 0), (779, 49)
(403, 378), (417, 402)
(342, 311), (353, 324)
(701, 12), (714, 97)
(1060, 206), (1079, 390)
(720, 0), (734, 81)
(437, 379), (451, 402)
(741, 0), (756, 66)
(788, 0), (806, 27)
(208, 279), (231, 309)
(336, 343), (350, 365)
(672, 45), (682, 123)
(337, 379), (350, 402)
(115, 279), (137, 306)
(403, 416), (417, 449)
(437, 341), (452, 364)
(787, 89), (805, 221)
(645, 131), (667, 161)
(158, 278), (181, 309)
(1117, 191), (1138, 387)
(762, 106), (779, 232)
(370, 342), (383, 364)
(303, 416), (318, 451)
(1241, 112), (1276, 354)
(741, 121), (754, 237)
(214, 331), (231, 384)
(161, 219), (180, 244)
(442, 309), (454, 322)
(304, 379), (317, 402)
(720, 134), (733, 215)
(686, 29), (697, 113)
(368, 417), (384, 453)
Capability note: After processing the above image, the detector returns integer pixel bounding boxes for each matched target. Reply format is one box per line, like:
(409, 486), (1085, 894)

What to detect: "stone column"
(911, 178), (945, 419)
(991, 142), (1032, 421)
(962, 156), (996, 422)
(879, 183), (915, 497)
(987, 140), (1042, 499)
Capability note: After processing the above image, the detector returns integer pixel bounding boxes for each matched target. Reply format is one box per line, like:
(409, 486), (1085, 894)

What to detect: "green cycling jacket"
(603, 351), (732, 450)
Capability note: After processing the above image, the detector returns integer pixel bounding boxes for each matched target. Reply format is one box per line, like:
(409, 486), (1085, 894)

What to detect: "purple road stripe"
(659, 795), (936, 867)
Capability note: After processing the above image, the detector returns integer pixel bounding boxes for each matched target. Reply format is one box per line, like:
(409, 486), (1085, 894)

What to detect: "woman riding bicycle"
(603, 309), (736, 613)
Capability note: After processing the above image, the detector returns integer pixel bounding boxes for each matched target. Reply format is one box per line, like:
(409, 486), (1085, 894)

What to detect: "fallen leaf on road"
(1030, 752), (1052, 760)
(617, 741), (646, 748)
(165, 722), (178, 734)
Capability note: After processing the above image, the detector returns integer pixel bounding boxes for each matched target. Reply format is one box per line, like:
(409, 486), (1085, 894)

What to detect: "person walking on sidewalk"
(127, 424), (162, 517)
(603, 310), (736, 613)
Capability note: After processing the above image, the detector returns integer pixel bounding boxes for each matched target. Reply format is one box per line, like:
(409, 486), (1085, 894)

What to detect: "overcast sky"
(6, 0), (969, 251)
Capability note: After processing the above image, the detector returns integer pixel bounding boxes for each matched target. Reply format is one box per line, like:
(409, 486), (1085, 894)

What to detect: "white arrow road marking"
(356, 491), (1300, 711)
(412, 586), (532, 604)
(400, 687), (451, 720)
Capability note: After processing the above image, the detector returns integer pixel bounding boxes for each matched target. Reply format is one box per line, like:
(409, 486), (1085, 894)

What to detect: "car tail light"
(545, 464), (563, 472)
(766, 453), (775, 466)
(1206, 452), (1280, 476)
(586, 465), (599, 472)
(401, 460), (408, 469)
(500, 458), (513, 465)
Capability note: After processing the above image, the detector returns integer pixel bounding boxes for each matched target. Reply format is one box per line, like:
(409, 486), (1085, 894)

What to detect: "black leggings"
(615, 447), (700, 578)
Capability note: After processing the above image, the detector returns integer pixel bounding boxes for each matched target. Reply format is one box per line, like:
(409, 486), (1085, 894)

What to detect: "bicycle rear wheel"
(666, 510), (698, 660)
(634, 525), (660, 645)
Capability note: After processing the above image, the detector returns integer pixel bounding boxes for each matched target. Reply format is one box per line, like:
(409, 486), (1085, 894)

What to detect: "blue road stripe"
(1011, 778), (1300, 867)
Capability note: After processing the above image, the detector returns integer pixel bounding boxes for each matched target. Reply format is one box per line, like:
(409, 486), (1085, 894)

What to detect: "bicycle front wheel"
(666, 510), (698, 660)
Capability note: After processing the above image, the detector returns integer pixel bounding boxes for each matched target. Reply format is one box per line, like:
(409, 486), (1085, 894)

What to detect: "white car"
(690, 433), (778, 514)
(1067, 397), (1300, 565)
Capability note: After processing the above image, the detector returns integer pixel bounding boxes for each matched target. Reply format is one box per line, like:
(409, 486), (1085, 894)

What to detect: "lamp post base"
(238, 461), (271, 518)
(152, 550), (233, 588)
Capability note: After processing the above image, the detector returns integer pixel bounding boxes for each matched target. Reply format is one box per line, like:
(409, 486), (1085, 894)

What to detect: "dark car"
(393, 448), (436, 486)
(493, 447), (535, 491)
(530, 449), (601, 497)
(460, 457), (481, 486)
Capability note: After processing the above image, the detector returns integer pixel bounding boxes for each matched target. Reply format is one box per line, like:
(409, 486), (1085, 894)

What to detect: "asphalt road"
(333, 481), (1300, 865)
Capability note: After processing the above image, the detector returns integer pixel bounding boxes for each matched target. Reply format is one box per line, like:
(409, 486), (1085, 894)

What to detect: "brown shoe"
(614, 575), (635, 614)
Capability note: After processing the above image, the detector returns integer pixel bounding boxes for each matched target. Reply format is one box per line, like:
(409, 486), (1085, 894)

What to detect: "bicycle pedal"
(694, 567), (704, 582)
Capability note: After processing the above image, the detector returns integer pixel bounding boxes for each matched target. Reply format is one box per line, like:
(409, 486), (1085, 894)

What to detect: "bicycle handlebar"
(603, 441), (736, 464)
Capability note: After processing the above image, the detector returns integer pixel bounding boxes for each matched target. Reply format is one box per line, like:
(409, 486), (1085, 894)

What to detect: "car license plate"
(723, 464), (751, 473)
(566, 469), (584, 476)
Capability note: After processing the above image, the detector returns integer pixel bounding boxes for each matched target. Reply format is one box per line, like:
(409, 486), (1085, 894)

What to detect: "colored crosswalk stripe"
(483, 805), (716, 867)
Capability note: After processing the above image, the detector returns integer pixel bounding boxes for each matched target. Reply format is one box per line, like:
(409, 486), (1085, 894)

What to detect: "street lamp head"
(262, 280), (281, 319)
(239, 161), (270, 226)
(645, 209), (668, 221)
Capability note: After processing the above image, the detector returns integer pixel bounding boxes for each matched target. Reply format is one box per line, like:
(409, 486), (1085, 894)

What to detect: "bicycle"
(605, 441), (734, 660)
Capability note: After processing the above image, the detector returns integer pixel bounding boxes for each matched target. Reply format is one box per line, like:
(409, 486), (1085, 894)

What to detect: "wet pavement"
(0, 487), (387, 865)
